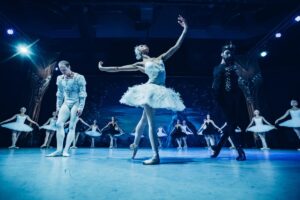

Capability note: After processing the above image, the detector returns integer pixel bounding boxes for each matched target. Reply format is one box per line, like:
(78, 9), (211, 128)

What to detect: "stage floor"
(0, 148), (299, 200)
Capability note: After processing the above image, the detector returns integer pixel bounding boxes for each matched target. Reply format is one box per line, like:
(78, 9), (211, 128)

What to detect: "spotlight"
(275, 32), (282, 38)
(260, 51), (268, 57)
(295, 16), (300, 22)
(6, 28), (14, 35)
(17, 44), (31, 56)
(55, 67), (59, 71)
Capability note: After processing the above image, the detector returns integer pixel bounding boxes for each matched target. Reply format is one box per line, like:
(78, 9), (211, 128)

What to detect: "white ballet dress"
(120, 59), (185, 111)
(85, 126), (101, 137)
(40, 118), (57, 131)
(157, 127), (167, 137)
(247, 117), (275, 133)
(279, 109), (300, 128)
(1, 115), (33, 132)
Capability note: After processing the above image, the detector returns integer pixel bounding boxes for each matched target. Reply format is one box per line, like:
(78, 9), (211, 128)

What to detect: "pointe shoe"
(183, 145), (188, 149)
(177, 146), (182, 150)
(210, 145), (221, 158)
(46, 151), (62, 157)
(143, 155), (160, 165)
(8, 145), (15, 149)
(109, 145), (113, 149)
(40, 145), (47, 148)
(62, 152), (70, 157)
(70, 146), (78, 149)
(229, 146), (235, 149)
(130, 143), (138, 159)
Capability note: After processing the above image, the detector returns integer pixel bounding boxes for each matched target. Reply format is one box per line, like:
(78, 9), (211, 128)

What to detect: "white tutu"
(157, 132), (167, 137)
(1, 122), (33, 132)
(120, 83), (185, 111)
(247, 125), (274, 133)
(85, 131), (101, 137)
(40, 125), (56, 131)
(279, 119), (300, 128)
(131, 132), (145, 138)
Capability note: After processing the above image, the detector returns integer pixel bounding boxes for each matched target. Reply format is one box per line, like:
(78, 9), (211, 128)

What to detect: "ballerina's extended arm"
(26, 115), (39, 128)
(246, 118), (255, 130)
(210, 120), (222, 132)
(0, 114), (17, 125)
(158, 15), (188, 62)
(78, 118), (91, 128)
(262, 117), (275, 127)
(98, 61), (144, 73)
(275, 110), (290, 124)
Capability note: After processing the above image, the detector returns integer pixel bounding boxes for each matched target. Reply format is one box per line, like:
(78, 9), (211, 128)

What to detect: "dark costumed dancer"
(211, 43), (247, 161)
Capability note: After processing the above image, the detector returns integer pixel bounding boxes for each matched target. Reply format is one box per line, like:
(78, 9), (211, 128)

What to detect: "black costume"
(211, 45), (246, 161)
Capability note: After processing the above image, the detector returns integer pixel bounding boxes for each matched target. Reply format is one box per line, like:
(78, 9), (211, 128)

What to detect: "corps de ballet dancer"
(157, 126), (168, 148)
(275, 99), (300, 150)
(101, 117), (124, 149)
(84, 120), (102, 148)
(98, 15), (187, 164)
(197, 114), (221, 149)
(180, 120), (193, 148)
(246, 110), (275, 150)
(171, 120), (187, 149)
(0, 107), (39, 148)
(65, 117), (90, 149)
(47, 60), (87, 157)
(40, 111), (57, 148)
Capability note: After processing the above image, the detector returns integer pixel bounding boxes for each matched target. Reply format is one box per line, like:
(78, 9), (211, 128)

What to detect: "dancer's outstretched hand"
(177, 15), (187, 29)
(98, 61), (104, 70)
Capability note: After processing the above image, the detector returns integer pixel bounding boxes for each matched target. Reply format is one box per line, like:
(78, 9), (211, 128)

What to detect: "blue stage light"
(260, 51), (268, 57)
(295, 16), (300, 22)
(17, 44), (31, 56)
(6, 28), (14, 35)
(275, 33), (282, 38)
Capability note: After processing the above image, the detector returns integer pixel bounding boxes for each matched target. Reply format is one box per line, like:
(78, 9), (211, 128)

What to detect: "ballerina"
(246, 110), (275, 150)
(275, 99), (300, 150)
(157, 126), (168, 148)
(47, 60), (87, 157)
(170, 120), (187, 149)
(180, 120), (193, 148)
(40, 111), (57, 148)
(85, 120), (102, 148)
(0, 107), (39, 148)
(98, 15), (187, 164)
(65, 117), (90, 149)
(101, 117), (125, 149)
(198, 114), (222, 148)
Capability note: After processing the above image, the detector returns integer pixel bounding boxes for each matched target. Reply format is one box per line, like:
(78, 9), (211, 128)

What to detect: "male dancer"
(47, 60), (87, 157)
(211, 43), (246, 161)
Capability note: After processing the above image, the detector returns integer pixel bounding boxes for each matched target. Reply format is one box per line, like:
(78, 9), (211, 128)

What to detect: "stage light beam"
(260, 51), (268, 57)
(6, 29), (14, 35)
(17, 44), (31, 56)
(275, 33), (282, 38)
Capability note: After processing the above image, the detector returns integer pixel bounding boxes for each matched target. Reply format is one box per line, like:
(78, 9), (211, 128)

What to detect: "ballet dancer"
(40, 111), (57, 148)
(98, 15), (187, 164)
(85, 120), (101, 148)
(47, 60), (87, 157)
